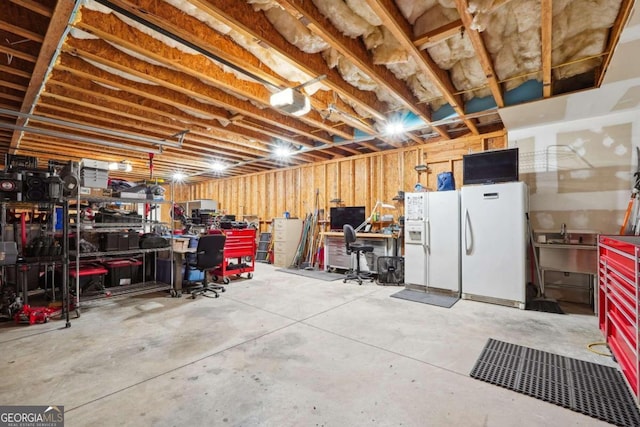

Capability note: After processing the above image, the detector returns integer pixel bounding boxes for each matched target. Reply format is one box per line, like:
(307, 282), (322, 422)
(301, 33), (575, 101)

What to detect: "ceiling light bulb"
(386, 122), (404, 135)
(274, 146), (291, 158)
(173, 172), (185, 181)
(211, 162), (227, 172)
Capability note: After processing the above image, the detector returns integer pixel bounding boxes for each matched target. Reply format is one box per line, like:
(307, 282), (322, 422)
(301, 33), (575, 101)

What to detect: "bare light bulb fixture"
(211, 162), (227, 172)
(274, 146), (292, 158)
(386, 121), (405, 135)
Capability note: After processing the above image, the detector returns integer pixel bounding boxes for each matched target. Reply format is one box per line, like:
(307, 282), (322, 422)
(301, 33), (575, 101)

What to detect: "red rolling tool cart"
(598, 235), (640, 404)
(212, 228), (256, 284)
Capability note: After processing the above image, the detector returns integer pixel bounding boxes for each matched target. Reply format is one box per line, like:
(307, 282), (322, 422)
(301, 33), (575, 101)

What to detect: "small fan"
(376, 257), (404, 286)
(59, 161), (80, 198)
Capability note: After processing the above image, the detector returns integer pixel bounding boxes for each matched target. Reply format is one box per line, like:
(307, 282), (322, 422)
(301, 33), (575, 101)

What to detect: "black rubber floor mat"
(470, 338), (640, 427)
(390, 289), (459, 308)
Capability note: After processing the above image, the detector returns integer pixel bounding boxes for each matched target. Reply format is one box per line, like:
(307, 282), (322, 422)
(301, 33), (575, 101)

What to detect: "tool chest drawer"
(598, 235), (640, 403)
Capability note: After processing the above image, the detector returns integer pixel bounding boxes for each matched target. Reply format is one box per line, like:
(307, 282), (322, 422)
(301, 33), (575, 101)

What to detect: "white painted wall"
(507, 109), (640, 234)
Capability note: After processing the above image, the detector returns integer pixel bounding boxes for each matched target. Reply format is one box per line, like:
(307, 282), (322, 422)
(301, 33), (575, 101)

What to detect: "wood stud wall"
(180, 131), (506, 224)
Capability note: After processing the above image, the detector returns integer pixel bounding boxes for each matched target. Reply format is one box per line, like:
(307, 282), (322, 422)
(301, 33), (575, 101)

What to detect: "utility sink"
(533, 229), (598, 275)
(534, 230), (598, 247)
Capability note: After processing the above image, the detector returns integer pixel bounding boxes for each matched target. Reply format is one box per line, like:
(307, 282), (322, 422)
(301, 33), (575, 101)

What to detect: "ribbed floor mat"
(470, 338), (640, 427)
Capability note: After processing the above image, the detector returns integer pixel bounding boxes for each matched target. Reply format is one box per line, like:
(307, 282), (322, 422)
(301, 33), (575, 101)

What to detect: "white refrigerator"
(404, 191), (460, 293)
(461, 181), (528, 308)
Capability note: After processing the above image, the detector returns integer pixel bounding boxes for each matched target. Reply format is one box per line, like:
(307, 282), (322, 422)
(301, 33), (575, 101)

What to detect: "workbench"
(321, 231), (399, 273)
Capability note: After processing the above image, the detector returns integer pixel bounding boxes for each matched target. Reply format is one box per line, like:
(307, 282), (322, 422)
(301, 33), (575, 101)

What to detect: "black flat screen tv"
(463, 148), (519, 185)
(330, 206), (366, 231)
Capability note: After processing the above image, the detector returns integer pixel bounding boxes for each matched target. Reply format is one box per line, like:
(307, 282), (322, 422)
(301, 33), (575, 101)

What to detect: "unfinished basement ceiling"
(0, 0), (634, 180)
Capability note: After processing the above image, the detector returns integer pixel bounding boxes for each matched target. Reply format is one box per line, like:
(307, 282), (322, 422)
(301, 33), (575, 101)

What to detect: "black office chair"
(343, 224), (374, 285)
(186, 234), (227, 299)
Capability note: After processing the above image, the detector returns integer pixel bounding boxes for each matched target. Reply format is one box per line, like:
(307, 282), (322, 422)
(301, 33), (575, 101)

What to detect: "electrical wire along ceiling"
(0, 0), (634, 180)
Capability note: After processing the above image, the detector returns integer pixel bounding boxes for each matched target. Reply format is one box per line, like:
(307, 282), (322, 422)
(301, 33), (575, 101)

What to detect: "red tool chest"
(598, 235), (640, 404)
(211, 228), (256, 284)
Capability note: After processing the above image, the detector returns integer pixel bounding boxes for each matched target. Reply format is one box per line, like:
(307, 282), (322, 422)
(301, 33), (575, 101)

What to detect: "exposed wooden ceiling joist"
(8, 0), (53, 18)
(365, 0), (478, 134)
(413, 20), (464, 50)
(273, 0), (450, 139)
(596, 0), (635, 87)
(73, 9), (382, 146)
(0, 64), (31, 79)
(0, 21), (45, 43)
(454, 0), (504, 108)
(0, 0), (631, 179)
(541, 0), (552, 98)
(185, 0), (389, 122)
(9, 0), (76, 152)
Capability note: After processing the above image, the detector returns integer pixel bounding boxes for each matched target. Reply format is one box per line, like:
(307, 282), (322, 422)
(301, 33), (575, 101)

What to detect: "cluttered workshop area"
(1, 0), (640, 425)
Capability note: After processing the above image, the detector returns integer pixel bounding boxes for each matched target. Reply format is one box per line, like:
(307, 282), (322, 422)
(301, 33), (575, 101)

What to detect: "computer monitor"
(329, 206), (366, 231)
(463, 148), (519, 185)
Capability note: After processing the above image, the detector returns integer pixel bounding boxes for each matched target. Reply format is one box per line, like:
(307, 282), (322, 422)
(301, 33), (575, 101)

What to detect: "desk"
(321, 232), (398, 273)
(173, 247), (196, 293)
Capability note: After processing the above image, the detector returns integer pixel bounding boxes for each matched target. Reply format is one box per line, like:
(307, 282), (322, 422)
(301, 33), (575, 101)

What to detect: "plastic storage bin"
(99, 232), (137, 252)
(103, 258), (143, 287)
(69, 263), (108, 295)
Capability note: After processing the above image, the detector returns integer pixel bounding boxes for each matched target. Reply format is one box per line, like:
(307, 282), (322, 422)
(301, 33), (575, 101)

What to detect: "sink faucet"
(560, 223), (568, 242)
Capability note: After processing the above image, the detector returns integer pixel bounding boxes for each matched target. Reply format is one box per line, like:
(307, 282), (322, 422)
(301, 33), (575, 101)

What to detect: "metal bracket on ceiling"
(290, 74), (327, 92)
(169, 130), (189, 146)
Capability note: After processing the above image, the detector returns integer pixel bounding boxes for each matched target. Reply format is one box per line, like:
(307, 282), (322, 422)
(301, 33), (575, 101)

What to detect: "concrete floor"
(0, 263), (616, 426)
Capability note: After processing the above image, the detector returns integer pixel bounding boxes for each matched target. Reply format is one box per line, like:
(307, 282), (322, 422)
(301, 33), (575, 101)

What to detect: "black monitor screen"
(463, 148), (519, 185)
(330, 206), (366, 231)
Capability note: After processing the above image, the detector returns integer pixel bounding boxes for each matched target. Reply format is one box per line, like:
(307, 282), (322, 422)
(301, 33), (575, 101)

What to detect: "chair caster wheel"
(223, 277), (230, 285)
(221, 287), (226, 292)
(248, 273), (253, 279)
(215, 293), (219, 298)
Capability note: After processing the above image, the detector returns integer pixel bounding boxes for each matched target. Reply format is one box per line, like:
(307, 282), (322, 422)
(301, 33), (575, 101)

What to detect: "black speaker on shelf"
(0, 172), (23, 201)
(24, 172), (49, 202)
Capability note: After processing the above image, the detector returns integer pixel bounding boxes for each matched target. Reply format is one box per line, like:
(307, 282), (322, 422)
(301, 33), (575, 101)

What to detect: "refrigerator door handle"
(425, 218), (430, 252)
(464, 209), (472, 254)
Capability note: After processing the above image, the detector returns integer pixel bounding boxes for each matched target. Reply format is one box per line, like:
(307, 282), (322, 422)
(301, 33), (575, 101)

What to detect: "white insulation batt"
(256, 0), (621, 110)
(81, 0), (624, 124)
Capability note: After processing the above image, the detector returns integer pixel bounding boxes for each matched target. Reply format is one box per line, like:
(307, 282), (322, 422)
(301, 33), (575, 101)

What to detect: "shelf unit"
(0, 200), (64, 311)
(598, 235), (640, 404)
(63, 193), (174, 324)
